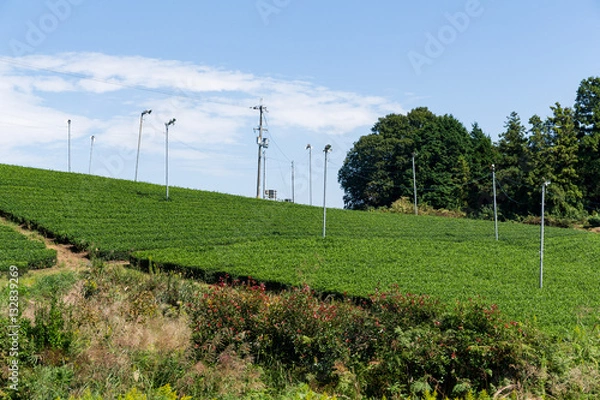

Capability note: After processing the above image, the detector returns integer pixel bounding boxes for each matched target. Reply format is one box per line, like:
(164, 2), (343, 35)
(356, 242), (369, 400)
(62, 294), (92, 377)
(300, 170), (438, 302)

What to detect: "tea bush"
(0, 221), (56, 271)
(2, 164), (600, 333)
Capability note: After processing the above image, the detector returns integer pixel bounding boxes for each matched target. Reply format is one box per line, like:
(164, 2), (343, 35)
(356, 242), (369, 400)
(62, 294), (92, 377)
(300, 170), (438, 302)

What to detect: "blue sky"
(0, 1), (599, 208)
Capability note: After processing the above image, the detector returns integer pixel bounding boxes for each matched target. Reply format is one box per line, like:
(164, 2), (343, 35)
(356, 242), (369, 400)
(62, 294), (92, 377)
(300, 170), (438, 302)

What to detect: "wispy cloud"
(0, 52), (403, 182)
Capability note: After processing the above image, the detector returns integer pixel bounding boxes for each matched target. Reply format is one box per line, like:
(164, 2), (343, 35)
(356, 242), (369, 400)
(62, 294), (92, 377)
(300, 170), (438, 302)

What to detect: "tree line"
(338, 77), (600, 221)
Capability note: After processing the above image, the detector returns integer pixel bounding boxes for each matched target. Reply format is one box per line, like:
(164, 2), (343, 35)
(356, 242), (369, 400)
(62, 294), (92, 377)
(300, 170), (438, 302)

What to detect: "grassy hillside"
(0, 163), (599, 332)
(0, 219), (56, 270)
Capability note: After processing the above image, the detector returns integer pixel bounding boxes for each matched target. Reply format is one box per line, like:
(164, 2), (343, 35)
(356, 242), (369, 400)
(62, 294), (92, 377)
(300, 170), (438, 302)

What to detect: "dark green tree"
(338, 111), (424, 210)
(495, 112), (529, 218)
(337, 133), (402, 209)
(545, 103), (582, 217)
(574, 77), (600, 210)
(467, 123), (496, 215)
(338, 108), (474, 210)
(525, 115), (553, 214)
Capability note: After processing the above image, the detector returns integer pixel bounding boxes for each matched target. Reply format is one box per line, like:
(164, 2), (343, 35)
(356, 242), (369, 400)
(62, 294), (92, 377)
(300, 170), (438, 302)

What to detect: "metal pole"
(492, 164), (498, 240)
(257, 124), (262, 198)
(67, 119), (71, 172)
(135, 110), (151, 182)
(88, 136), (95, 174)
(262, 148), (266, 199)
(165, 118), (176, 200)
(323, 144), (331, 238)
(165, 122), (169, 200)
(291, 161), (295, 203)
(539, 180), (549, 289)
(253, 103), (267, 198)
(307, 144), (312, 206)
(412, 152), (418, 215)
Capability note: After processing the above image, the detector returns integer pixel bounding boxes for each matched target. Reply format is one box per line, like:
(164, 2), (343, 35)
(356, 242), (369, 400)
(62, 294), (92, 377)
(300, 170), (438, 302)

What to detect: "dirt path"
(1, 216), (126, 274)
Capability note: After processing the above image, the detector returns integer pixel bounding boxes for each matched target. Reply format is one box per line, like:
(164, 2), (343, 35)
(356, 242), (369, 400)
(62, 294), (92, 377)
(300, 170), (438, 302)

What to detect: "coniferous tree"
(467, 123), (496, 215)
(496, 112), (529, 218)
(545, 103), (582, 217)
(525, 115), (553, 214)
(574, 77), (600, 211)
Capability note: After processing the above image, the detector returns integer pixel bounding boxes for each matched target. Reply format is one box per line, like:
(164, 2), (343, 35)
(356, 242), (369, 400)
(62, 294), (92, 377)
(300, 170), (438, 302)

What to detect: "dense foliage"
(188, 279), (543, 398)
(4, 263), (564, 400)
(0, 221), (56, 271)
(337, 108), (484, 211)
(338, 77), (600, 220)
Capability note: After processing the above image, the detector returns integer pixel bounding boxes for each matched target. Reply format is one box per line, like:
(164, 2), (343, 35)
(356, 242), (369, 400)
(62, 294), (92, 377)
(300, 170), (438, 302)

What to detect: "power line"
(262, 112), (291, 163)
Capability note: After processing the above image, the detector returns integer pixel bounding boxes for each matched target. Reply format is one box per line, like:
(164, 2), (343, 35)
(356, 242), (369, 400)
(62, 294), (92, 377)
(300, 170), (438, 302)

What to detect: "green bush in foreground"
(187, 279), (544, 398)
(2, 264), (599, 399)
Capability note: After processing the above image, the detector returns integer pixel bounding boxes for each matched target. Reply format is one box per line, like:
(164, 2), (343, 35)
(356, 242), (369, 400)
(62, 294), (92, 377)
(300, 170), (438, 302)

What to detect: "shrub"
(586, 214), (600, 228)
(186, 281), (542, 398)
(24, 298), (75, 365)
(386, 197), (466, 218)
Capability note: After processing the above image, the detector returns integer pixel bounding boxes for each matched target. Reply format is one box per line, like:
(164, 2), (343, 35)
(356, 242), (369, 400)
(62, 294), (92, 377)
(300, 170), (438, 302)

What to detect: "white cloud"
(0, 52), (404, 178)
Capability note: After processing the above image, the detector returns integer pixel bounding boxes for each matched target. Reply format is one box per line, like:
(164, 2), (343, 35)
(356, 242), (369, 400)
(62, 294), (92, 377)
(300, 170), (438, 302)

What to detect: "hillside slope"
(1, 163), (599, 332)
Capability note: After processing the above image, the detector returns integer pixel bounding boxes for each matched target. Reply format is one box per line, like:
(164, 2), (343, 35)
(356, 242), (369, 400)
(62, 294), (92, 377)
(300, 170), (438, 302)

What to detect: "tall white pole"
(166, 123), (169, 200)
(306, 144), (313, 206)
(135, 110), (151, 182)
(88, 136), (95, 175)
(67, 119), (71, 172)
(540, 180), (550, 289)
(412, 152), (418, 215)
(492, 164), (498, 240)
(291, 161), (295, 203)
(253, 102), (267, 198)
(323, 144), (331, 238)
(262, 148), (267, 199)
(165, 118), (176, 200)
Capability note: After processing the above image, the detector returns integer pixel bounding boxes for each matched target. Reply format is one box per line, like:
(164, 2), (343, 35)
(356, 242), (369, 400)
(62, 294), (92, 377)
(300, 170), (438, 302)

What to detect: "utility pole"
(67, 119), (71, 172)
(165, 118), (176, 200)
(412, 152), (418, 215)
(492, 164), (498, 241)
(88, 136), (95, 174)
(323, 144), (332, 238)
(252, 101), (268, 198)
(539, 180), (550, 289)
(262, 148), (267, 199)
(306, 144), (312, 205)
(291, 161), (295, 203)
(135, 109), (152, 182)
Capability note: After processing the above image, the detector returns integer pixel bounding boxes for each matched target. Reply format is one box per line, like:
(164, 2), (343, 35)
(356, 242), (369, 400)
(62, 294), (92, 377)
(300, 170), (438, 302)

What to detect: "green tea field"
(0, 219), (56, 271)
(1, 163), (599, 332)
